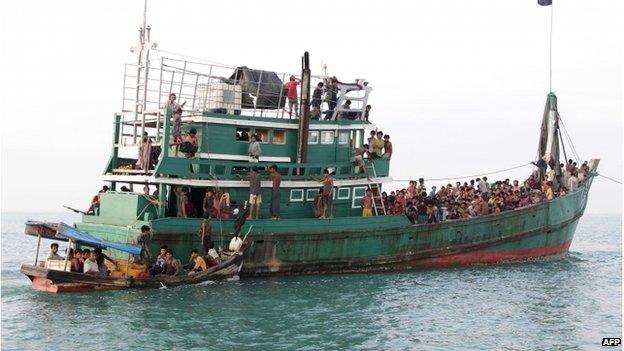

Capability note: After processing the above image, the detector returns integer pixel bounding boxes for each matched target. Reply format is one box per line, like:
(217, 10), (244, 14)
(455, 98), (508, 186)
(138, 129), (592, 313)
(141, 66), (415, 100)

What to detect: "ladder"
(364, 161), (386, 215)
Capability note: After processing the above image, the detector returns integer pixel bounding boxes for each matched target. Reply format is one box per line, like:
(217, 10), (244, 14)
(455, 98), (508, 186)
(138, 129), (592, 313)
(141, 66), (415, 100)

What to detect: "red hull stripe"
(408, 240), (573, 268)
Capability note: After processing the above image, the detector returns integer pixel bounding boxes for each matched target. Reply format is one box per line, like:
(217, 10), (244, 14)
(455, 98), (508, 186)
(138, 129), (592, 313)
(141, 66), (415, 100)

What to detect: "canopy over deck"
(25, 221), (142, 256)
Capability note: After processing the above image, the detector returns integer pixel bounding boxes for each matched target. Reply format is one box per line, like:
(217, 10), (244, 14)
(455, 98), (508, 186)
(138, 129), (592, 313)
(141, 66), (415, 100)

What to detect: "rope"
(549, 3), (554, 92)
(391, 162), (533, 183)
(598, 174), (622, 185)
(559, 118), (581, 161)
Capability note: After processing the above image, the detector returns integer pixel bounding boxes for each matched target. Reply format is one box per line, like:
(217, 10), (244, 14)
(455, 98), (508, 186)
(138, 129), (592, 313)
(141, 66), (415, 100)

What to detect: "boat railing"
(119, 55), (372, 147)
(108, 154), (390, 182)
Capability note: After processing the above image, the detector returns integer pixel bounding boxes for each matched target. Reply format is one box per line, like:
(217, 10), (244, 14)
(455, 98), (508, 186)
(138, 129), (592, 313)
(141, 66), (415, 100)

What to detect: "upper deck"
(103, 54), (387, 186)
(118, 55), (374, 146)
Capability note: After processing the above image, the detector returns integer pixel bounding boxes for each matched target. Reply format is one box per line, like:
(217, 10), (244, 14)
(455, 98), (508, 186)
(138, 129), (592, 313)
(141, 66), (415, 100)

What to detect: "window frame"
(273, 129), (286, 145)
(320, 131), (335, 145)
(306, 189), (319, 201)
(255, 128), (270, 144)
(338, 131), (350, 145)
(337, 187), (351, 200)
(290, 189), (304, 202)
(308, 131), (319, 144)
(351, 186), (367, 208)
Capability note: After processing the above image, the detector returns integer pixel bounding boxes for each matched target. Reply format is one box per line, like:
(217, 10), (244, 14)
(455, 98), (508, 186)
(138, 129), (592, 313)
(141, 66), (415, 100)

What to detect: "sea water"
(1, 212), (621, 351)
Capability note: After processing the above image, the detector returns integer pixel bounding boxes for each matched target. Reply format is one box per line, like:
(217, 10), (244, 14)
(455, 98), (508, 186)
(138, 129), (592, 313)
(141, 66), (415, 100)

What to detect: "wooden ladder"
(365, 161), (386, 216)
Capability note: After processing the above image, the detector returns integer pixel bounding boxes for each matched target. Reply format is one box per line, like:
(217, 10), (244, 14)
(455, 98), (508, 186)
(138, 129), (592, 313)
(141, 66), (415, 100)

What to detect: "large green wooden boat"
(29, 21), (599, 278)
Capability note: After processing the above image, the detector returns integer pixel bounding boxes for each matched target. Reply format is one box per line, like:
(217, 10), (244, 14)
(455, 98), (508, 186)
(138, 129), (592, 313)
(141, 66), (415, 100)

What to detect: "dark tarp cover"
(56, 223), (142, 256)
(536, 93), (562, 189)
(227, 67), (286, 109)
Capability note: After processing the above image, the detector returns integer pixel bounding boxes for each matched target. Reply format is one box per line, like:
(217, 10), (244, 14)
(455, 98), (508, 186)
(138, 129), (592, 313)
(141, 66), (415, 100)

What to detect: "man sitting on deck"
(164, 249), (181, 276)
(47, 243), (64, 260)
(188, 250), (207, 274)
(83, 251), (99, 274)
(70, 249), (83, 273)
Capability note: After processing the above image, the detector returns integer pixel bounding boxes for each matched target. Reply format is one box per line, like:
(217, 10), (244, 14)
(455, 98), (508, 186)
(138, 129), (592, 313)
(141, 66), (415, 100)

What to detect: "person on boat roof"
(381, 134), (392, 160)
(285, 75), (300, 117)
(166, 93), (184, 144)
(46, 243), (64, 261)
(86, 185), (109, 215)
(188, 249), (207, 274)
(371, 131), (384, 158)
(83, 251), (99, 275)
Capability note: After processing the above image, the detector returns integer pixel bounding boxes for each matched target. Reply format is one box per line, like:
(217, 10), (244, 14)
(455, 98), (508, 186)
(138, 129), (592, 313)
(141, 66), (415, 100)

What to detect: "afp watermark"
(602, 338), (621, 347)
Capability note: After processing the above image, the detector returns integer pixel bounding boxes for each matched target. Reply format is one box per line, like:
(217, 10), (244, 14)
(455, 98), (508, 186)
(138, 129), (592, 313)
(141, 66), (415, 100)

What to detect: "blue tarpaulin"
(56, 223), (142, 256)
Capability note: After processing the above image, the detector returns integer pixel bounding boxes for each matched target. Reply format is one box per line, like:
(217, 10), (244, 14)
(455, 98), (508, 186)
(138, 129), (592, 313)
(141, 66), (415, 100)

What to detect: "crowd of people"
(44, 224), (246, 278)
(359, 159), (592, 223)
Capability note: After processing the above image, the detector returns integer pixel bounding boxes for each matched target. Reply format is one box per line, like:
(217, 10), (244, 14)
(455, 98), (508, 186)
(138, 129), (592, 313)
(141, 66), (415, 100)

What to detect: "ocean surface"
(1, 212), (621, 351)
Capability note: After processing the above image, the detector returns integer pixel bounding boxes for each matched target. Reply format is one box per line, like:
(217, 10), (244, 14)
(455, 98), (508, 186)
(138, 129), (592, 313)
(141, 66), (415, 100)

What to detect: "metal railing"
(118, 56), (372, 147)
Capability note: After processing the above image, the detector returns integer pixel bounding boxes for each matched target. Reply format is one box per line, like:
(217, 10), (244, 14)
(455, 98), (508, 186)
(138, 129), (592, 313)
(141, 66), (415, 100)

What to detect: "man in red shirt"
(285, 75), (300, 117)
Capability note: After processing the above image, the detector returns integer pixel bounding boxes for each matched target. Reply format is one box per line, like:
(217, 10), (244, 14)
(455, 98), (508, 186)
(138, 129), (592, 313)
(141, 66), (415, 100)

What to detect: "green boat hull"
(73, 178), (593, 276)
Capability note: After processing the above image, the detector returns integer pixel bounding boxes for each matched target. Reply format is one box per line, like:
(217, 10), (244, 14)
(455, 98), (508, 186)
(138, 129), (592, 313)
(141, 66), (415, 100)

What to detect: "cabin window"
(255, 129), (269, 143)
(306, 189), (319, 201)
(308, 131), (319, 144)
(320, 131), (335, 144)
(235, 128), (250, 141)
(273, 130), (286, 144)
(352, 186), (367, 208)
(338, 131), (349, 145)
(290, 189), (304, 202)
(337, 187), (351, 200)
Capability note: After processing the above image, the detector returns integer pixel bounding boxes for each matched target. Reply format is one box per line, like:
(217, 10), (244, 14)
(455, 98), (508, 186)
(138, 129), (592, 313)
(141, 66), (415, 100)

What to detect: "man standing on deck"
(269, 165), (282, 220)
(381, 134), (392, 160)
(362, 189), (373, 217)
(248, 135), (261, 163)
(246, 167), (262, 220)
(133, 225), (152, 264)
(321, 169), (334, 219)
(285, 75), (300, 117)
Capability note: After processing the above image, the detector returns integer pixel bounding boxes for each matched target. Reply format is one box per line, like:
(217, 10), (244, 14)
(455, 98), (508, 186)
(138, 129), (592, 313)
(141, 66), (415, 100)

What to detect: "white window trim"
(308, 131), (319, 144)
(320, 131), (335, 145)
(273, 130), (286, 145)
(290, 189), (304, 202)
(337, 187), (351, 200)
(306, 189), (318, 201)
(351, 186), (367, 208)
(338, 131), (349, 145)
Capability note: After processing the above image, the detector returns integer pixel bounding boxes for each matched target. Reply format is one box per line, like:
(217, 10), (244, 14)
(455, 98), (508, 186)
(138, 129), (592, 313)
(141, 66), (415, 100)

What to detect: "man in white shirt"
(83, 251), (100, 274)
(567, 172), (579, 192)
(46, 243), (64, 260)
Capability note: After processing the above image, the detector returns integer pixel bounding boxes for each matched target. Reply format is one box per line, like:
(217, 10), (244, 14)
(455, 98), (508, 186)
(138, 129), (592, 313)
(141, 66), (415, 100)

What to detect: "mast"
(296, 52), (311, 172)
(132, 0), (152, 144)
(536, 92), (562, 188)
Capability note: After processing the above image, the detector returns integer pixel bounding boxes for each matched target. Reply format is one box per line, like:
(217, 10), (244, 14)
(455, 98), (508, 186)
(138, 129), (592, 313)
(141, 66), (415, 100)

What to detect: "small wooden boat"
(21, 222), (247, 293)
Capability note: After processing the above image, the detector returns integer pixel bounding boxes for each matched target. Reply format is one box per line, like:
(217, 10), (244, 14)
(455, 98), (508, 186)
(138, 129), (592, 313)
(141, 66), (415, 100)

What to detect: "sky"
(0, 0), (621, 214)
